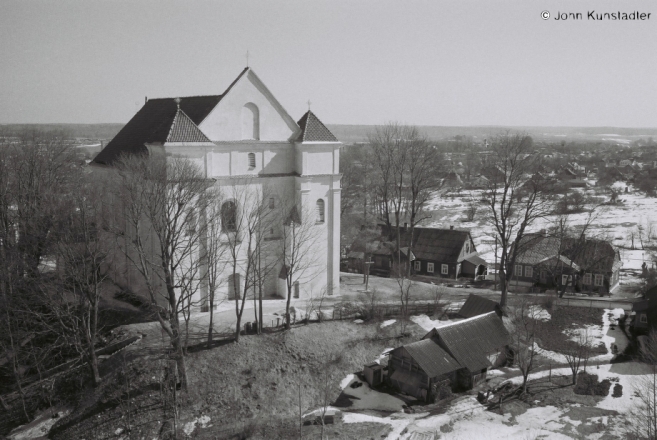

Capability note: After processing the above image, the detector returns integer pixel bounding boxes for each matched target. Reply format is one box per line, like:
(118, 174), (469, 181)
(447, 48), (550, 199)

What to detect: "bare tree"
(112, 154), (212, 391)
(483, 132), (555, 307)
(465, 190), (479, 222)
(277, 198), (323, 330)
(627, 329), (657, 439)
(563, 328), (593, 385)
(46, 172), (114, 386)
(507, 299), (542, 393)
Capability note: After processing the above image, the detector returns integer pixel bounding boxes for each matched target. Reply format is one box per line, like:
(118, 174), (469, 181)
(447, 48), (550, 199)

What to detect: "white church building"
(93, 68), (341, 306)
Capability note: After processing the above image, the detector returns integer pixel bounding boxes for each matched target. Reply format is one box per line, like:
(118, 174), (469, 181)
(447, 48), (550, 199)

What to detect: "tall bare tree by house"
(112, 154), (212, 391)
(277, 197), (323, 330)
(483, 132), (555, 307)
(507, 299), (543, 393)
(369, 123), (443, 276)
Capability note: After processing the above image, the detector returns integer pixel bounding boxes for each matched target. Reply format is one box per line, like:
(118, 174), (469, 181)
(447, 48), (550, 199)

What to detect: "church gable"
(199, 68), (300, 142)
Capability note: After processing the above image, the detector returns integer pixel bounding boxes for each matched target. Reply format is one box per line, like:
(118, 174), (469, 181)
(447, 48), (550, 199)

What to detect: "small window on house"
(594, 274), (604, 286)
(515, 265), (523, 276)
(441, 264), (449, 275)
(583, 273), (592, 285)
(427, 263), (434, 273)
(525, 266), (533, 278)
(248, 153), (256, 169)
(316, 199), (325, 223)
(269, 197), (275, 209)
(562, 274), (573, 286)
(540, 270), (547, 282)
(641, 314), (648, 324)
(414, 261), (421, 271)
(465, 242), (470, 254)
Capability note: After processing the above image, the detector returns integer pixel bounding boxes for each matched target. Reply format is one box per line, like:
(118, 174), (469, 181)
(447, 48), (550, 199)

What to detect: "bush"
(573, 372), (611, 396)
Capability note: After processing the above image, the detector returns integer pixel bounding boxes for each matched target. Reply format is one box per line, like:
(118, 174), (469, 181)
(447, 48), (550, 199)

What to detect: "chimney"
(145, 96), (148, 104)
(450, 225), (454, 230)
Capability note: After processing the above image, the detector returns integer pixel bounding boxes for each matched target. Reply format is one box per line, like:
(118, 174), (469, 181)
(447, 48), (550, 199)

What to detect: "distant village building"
(92, 68), (342, 306)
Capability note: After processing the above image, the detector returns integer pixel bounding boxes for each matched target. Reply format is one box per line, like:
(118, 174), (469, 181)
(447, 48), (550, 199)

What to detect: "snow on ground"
(182, 415), (211, 436)
(410, 314), (458, 331)
(343, 411), (427, 440)
(595, 362), (654, 413)
(380, 319), (396, 328)
(529, 305), (551, 321)
(340, 373), (356, 390)
(373, 348), (394, 365)
(353, 319), (364, 324)
(7, 408), (71, 440)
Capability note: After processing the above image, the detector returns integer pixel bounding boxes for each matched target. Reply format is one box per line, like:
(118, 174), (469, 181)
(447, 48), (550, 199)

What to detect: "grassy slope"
(50, 319), (423, 439)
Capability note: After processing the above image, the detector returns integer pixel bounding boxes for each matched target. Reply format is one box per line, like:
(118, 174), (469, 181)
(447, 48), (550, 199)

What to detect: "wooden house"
(510, 233), (622, 294)
(387, 312), (510, 401)
(629, 286), (657, 334)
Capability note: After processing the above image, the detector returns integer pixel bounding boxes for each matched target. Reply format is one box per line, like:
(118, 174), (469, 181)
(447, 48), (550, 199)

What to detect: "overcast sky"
(1, 0), (655, 127)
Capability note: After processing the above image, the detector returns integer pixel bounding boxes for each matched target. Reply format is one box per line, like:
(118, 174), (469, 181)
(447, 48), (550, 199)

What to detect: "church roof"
(93, 95), (221, 165)
(164, 108), (212, 143)
(296, 111), (338, 143)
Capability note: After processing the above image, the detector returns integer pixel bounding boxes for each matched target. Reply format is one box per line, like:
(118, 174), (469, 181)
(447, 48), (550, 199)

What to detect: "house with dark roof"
(510, 233), (622, 294)
(629, 285), (657, 334)
(387, 312), (510, 401)
(373, 226), (486, 279)
(457, 294), (502, 319)
(92, 67), (342, 306)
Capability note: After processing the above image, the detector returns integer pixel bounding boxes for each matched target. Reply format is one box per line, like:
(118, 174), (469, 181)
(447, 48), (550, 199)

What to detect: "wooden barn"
(387, 312), (511, 401)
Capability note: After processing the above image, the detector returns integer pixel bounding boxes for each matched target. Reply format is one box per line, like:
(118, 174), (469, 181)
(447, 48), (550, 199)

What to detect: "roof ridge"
(433, 311), (497, 331)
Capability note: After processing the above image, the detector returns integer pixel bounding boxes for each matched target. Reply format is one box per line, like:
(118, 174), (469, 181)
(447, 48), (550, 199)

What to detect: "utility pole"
(363, 255), (374, 292)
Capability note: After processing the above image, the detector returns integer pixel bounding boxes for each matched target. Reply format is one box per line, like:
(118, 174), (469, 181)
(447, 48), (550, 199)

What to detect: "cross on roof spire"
(307, 100), (312, 111)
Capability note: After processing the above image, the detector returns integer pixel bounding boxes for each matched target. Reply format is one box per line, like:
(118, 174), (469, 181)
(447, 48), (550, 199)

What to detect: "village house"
(371, 226), (487, 279)
(510, 232), (622, 294)
(91, 67), (342, 306)
(629, 286), (657, 334)
(387, 312), (511, 401)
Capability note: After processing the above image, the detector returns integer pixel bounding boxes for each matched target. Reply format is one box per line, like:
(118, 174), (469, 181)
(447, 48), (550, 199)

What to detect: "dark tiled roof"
(296, 111), (338, 142)
(401, 339), (462, 378)
(405, 228), (471, 263)
(463, 254), (487, 267)
(458, 294), (501, 319)
(94, 95), (221, 165)
(165, 109), (212, 143)
(431, 312), (510, 372)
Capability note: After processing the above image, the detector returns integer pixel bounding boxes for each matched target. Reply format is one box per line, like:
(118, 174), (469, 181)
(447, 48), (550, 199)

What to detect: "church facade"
(93, 68), (341, 306)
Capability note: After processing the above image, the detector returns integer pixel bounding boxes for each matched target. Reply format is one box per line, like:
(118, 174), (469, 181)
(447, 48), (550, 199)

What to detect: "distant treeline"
(327, 124), (657, 144)
(0, 123), (124, 140)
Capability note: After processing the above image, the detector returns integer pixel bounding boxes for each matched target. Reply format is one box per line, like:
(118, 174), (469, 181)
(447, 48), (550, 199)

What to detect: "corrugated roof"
(458, 294), (500, 319)
(296, 110), (338, 142)
(93, 95), (221, 165)
(432, 312), (510, 372)
(402, 339), (462, 377)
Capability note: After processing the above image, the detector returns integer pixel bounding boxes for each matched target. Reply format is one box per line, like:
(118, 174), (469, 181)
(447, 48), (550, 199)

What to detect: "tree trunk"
(207, 288), (214, 346)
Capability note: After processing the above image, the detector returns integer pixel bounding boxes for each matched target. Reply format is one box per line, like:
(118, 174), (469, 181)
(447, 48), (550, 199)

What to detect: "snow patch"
(340, 374), (355, 390)
(529, 305), (551, 321)
(182, 415), (211, 436)
(380, 319), (396, 328)
(353, 319), (364, 324)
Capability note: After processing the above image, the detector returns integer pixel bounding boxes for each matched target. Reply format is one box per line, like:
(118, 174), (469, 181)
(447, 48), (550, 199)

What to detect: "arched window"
(316, 199), (325, 223)
(241, 103), (259, 140)
(221, 201), (237, 232)
(248, 152), (256, 169)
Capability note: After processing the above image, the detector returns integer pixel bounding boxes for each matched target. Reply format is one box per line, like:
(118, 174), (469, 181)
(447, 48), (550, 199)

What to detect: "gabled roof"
(426, 312), (510, 372)
(404, 227), (472, 263)
(296, 110), (338, 142)
(400, 339), (462, 378)
(458, 294), (501, 319)
(164, 108), (212, 143)
(93, 95), (221, 165)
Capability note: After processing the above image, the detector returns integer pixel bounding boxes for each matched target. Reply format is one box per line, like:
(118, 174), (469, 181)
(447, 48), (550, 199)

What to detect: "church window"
(241, 103), (260, 140)
(316, 199), (325, 223)
(248, 153), (256, 169)
(221, 201), (237, 232)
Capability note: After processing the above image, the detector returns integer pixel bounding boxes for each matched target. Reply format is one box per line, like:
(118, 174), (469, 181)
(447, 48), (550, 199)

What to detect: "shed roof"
(400, 339), (462, 378)
(458, 294), (500, 319)
(395, 227), (471, 263)
(428, 312), (510, 372)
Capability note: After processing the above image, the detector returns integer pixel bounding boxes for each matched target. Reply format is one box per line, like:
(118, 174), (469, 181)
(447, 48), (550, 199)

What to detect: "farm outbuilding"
(457, 294), (502, 319)
(362, 363), (384, 387)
